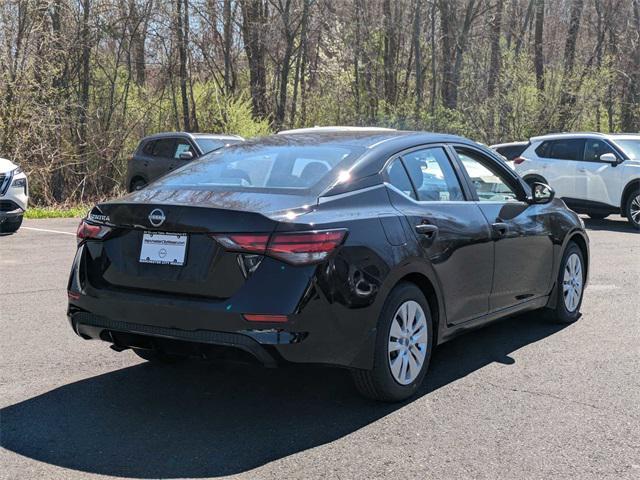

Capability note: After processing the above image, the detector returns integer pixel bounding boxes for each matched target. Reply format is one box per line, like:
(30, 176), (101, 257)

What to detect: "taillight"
(211, 233), (270, 253)
(76, 218), (112, 244)
(513, 157), (526, 165)
(268, 230), (347, 264)
(211, 229), (347, 265)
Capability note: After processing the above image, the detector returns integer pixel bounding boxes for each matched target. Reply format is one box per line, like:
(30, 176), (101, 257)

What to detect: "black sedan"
(68, 129), (589, 401)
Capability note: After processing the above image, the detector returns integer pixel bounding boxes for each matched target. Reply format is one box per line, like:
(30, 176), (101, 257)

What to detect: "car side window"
(142, 140), (155, 156)
(544, 139), (585, 160)
(386, 159), (416, 199)
(401, 147), (464, 201)
(583, 139), (616, 162)
(456, 149), (519, 202)
(175, 141), (195, 159)
(152, 138), (177, 158)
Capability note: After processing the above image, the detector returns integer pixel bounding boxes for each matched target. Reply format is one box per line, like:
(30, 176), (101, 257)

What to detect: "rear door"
(385, 146), (494, 325)
(453, 146), (554, 312)
(147, 137), (178, 182)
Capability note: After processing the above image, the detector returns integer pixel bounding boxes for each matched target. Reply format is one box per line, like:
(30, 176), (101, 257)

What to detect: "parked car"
(126, 132), (244, 192)
(0, 157), (28, 234)
(490, 141), (530, 161)
(68, 129), (589, 402)
(514, 132), (640, 229)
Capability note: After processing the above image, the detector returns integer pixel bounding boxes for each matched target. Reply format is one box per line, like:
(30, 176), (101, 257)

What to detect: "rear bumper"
(70, 311), (283, 367)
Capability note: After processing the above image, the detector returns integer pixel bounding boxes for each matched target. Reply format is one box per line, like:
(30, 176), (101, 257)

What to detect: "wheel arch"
(546, 229), (590, 310)
(393, 271), (443, 346)
(620, 179), (640, 216)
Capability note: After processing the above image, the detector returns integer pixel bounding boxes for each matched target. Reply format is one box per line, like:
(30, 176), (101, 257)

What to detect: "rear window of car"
(495, 144), (528, 160)
(195, 138), (241, 154)
(536, 139), (585, 160)
(154, 143), (366, 192)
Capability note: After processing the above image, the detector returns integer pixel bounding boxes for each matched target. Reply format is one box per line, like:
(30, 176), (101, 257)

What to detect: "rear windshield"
(154, 143), (366, 192)
(495, 144), (528, 160)
(614, 139), (640, 160)
(195, 137), (242, 154)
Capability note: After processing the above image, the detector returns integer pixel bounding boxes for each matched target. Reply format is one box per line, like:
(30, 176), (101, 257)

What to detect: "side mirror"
(179, 151), (194, 160)
(529, 182), (555, 205)
(599, 152), (619, 165)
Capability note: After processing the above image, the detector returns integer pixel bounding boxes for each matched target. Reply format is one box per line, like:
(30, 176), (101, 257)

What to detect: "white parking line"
(22, 226), (76, 236)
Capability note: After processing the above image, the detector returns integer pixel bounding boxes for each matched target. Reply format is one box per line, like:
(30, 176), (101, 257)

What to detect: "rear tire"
(624, 189), (640, 230)
(351, 282), (433, 402)
(587, 213), (608, 220)
(0, 215), (23, 234)
(129, 178), (147, 192)
(547, 242), (585, 324)
(133, 348), (187, 364)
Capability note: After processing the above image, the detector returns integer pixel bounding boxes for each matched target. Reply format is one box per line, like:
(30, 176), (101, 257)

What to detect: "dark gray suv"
(126, 132), (243, 191)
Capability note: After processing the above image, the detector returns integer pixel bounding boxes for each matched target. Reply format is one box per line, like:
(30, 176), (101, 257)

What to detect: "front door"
(453, 147), (555, 313)
(575, 139), (624, 208)
(385, 146), (494, 325)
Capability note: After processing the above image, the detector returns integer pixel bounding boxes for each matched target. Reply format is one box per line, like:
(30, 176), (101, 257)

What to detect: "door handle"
(415, 224), (439, 238)
(491, 222), (509, 237)
(578, 168), (587, 172)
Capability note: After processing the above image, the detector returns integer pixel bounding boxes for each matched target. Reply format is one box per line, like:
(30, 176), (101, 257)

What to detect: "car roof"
(529, 132), (640, 142)
(277, 126), (397, 135)
(490, 141), (529, 148)
(141, 132), (244, 142)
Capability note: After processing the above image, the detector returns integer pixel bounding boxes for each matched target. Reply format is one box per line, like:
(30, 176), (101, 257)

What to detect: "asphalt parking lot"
(1, 216), (639, 480)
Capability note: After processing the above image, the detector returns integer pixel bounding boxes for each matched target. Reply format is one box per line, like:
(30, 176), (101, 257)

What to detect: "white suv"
(0, 157), (28, 234)
(514, 133), (640, 229)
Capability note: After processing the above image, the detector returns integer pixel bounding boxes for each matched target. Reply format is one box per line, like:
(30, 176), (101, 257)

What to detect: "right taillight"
(513, 157), (526, 165)
(211, 229), (347, 265)
(76, 218), (112, 244)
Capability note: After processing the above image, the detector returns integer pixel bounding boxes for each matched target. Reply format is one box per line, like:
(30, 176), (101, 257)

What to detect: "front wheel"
(625, 189), (640, 230)
(0, 215), (23, 234)
(547, 242), (586, 323)
(351, 282), (433, 402)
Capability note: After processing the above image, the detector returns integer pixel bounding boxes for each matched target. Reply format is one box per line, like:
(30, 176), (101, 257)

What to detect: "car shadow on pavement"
(582, 217), (638, 233)
(1, 312), (567, 478)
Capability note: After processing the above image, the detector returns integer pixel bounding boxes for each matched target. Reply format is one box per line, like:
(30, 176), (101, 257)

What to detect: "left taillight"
(76, 218), (112, 244)
(513, 156), (526, 165)
(211, 229), (347, 265)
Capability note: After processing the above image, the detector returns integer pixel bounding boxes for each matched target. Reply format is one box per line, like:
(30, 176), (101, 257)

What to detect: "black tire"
(587, 213), (608, 220)
(133, 348), (187, 364)
(351, 282), (433, 402)
(547, 242), (585, 324)
(0, 215), (23, 234)
(130, 178), (147, 192)
(624, 188), (640, 230)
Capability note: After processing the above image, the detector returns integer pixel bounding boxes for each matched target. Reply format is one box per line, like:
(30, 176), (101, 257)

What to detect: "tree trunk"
(621, 0), (640, 131)
(175, 0), (190, 131)
(557, 0), (584, 130)
(240, 0), (268, 118)
(382, 0), (398, 111)
(413, 0), (423, 117)
(533, 0), (544, 91)
(223, 0), (234, 94)
(274, 0), (295, 129)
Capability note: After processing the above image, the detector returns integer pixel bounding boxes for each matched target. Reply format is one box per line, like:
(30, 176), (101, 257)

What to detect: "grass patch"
(25, 205), (89, 219)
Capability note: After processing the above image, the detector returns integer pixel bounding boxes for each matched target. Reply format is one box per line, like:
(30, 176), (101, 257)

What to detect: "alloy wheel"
(388, 300), (428, 385)
(630, 194), (640, 226)
(563, 253), (583, 312)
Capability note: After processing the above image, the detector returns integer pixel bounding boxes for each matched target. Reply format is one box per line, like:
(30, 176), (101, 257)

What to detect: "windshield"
(614, 139), (640, 160)
(154, 143), (365, 192)
(195, 137), (241, 154)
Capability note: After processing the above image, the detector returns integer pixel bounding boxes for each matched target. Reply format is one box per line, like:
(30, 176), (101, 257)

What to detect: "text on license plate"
(139, 232), (188, 266)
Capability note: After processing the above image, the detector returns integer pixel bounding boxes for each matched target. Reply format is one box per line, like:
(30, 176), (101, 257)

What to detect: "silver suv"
(514, 133), (640, 229)
(126, 132), (243, 191)
(0, 157), (28, 234)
